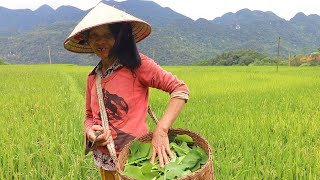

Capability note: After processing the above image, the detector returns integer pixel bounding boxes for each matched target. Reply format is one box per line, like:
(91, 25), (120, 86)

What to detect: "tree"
(0, 58), (9, 65)
(194, 49), (275, 66)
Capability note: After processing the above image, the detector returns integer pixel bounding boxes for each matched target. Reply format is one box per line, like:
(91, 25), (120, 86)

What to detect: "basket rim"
(116, 128), (213, 180)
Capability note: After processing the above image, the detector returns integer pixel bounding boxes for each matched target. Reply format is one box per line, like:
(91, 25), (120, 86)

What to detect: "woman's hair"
(83, 23), (141, 71)
(108, 23), (141, 70)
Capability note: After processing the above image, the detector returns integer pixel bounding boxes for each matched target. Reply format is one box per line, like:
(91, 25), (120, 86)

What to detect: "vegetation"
(1, 1), (320, 65)
(194, 49), (276, 66)
(194, 49), (320, 66)
(0, 58), (9, 65)
(123, 134), (208, 179)
(0, 65), (319, 179)
(289, 53), (320, 66)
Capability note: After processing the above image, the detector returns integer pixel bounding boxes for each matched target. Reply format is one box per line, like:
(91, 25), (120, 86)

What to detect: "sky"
(0, 0), (319, 21)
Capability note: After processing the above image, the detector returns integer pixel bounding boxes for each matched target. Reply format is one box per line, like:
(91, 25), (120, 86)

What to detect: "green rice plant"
(0, 65), (319, 179)
(0, 65), (97, 179)
(150, 66), (320, 179)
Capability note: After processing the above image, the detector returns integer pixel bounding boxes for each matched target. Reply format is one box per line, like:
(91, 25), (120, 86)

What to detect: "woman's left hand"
(150, 126), (174, 168)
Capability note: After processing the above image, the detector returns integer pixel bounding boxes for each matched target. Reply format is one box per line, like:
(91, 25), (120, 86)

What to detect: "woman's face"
(88, 25), (115, 59)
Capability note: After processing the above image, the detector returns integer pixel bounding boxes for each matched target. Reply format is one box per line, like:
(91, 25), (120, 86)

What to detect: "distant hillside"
(212, 8), (283, 25)
(195, 49), (276, 66)
(0, 58), (9, 65)
(0, 0), (320, 65)
(0, 5), (84, 34)
(290, 52), (320, 66)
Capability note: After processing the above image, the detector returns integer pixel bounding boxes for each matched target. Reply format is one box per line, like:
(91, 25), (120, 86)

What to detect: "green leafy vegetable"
(175, 134), (193, 143)
(122, 165), (145, 179)
(181, 149), (202, 169)
(127, 140), (152, 164)
(164, 161), (188, 179)
(170, 142), (189, 157)
(122, 134), (209, 179)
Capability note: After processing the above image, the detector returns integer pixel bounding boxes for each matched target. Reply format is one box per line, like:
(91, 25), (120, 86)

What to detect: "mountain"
(0, 0), (320, 65)
(104, 0), (192, 26)
(212, 8), (283, 25)
(0, 5), (84, 34)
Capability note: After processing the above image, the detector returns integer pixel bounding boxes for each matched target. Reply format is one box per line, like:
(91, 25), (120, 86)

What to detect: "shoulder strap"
(95, 70), (160, 163)
(95, 71), (118, 163)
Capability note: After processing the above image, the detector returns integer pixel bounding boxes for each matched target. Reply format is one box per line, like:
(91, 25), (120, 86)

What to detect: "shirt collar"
(89, 60), (123, 77)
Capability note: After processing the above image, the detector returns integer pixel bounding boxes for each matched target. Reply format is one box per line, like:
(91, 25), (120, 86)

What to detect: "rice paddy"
(0, 64), (319, 179)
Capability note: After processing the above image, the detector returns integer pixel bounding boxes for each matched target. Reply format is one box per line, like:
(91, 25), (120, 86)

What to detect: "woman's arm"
(150, 97), (186, 167)
(136, 54), (190, 167)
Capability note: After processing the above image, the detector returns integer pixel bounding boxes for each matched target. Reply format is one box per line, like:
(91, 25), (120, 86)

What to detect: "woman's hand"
(150, 125), (174, 168)
(86, 125), (111, 147)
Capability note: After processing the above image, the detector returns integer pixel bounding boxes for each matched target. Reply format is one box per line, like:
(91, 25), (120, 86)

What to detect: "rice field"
(0, 64), (319, 179)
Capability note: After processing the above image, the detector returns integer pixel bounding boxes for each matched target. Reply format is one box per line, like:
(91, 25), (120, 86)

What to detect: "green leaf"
(122, 165), (145, 179)
(141, 162), (153, 174)
(164, 161), (188, 179)
(140, 159), (152, 166)
(143, 171), (160, 179)
(194, 146), (209, 165)
(139, 143), (152, 159)
(170, 142), (189, 157)
(141, 163), (160, 180)
(169, 151), (177, 163)
(190, 161), (201, 172)
(156, 175), (165, 180)
(129, 139), (140, 154)
(176, 155), (186, 165)
(180, 141), (191, 151)
(124, 134), (208, 179)
(175, 134), (193, 143)
(181, 170), (192, 177)
(127, 156), (150, 165)
(181, 148), (202, 169)
(152, 163), (164, 173)
(127, 141), (152, 163)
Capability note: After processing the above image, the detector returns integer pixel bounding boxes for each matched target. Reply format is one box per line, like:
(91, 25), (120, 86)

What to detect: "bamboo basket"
(117, 128), (214, 180)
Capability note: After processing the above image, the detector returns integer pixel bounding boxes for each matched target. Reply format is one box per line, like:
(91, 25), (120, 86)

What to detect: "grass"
(0, 65), (319, 179)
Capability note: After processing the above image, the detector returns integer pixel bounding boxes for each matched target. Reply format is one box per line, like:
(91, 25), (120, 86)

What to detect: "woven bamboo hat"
(64, 2), (152, 53)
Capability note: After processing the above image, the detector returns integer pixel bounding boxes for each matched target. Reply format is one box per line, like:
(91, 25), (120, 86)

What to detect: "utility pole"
(288, 49), (291, 66)
(277, 37), (280, 72)
(48, 45), (52, 64)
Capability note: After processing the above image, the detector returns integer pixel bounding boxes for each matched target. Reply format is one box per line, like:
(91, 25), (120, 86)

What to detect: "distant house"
(310, 52), (320, 56)
(309, 52), (320, 61)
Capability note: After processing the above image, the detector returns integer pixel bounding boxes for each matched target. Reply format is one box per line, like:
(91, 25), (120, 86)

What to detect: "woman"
(64, 3), (189, 179)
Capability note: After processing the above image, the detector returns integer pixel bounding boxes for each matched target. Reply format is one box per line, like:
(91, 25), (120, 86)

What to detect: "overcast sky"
(0, 0), (319, 20)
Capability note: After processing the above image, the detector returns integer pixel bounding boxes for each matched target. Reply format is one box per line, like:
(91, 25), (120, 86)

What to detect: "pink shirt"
(84, 53), (189, 154)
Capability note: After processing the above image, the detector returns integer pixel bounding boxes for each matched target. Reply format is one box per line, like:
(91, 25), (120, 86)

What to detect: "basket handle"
(147, 106), (159, 124)
(96, 71), (118, 164)
(95, 71), (159, 163)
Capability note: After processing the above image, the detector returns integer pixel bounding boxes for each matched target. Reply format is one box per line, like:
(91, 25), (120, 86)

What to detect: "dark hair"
(82, 23), (141, 71)
(108, 23), (141, 70)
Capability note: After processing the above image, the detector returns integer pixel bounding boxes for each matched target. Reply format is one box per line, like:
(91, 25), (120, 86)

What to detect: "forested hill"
(0, 0), (320, 65)
(0, 58), (9, 65)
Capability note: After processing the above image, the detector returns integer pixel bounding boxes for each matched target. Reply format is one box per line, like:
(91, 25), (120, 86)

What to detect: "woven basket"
(117, 128), (214, 180)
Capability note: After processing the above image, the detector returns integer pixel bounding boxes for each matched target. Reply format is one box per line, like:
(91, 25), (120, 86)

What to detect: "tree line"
(193, 49), (320, 66)
(0, 58), (9, 65)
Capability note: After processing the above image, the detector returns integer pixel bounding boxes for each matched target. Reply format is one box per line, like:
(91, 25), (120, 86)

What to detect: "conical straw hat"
(64, 2), (152, 53)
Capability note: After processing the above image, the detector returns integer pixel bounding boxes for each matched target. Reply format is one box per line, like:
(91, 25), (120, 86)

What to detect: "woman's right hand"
(86, 125), (111, 147)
